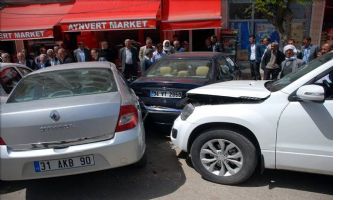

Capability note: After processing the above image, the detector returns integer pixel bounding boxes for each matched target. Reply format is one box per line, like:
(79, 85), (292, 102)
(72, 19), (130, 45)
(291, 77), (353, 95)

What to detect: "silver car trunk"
(0, 92), (120, 150)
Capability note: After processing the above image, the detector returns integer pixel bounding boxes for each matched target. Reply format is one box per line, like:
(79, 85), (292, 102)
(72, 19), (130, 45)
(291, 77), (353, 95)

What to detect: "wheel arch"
(187, 122), (264, 171)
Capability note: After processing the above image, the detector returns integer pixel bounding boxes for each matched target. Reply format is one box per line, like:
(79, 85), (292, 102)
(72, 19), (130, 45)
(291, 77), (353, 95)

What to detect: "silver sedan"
(0, 62), (146, 180)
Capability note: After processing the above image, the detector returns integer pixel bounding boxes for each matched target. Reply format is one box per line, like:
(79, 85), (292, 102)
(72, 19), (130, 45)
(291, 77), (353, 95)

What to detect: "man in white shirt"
(119, 39), (139, 79)
(152, 43), (166, 63)
(248, 35), (260, 80)
(73, 42), (90, 62)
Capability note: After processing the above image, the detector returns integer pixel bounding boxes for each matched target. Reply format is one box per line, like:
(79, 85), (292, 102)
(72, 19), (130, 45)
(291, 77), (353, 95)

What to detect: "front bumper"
(0, 126), (145, 181)
(170, 116), (196, 152)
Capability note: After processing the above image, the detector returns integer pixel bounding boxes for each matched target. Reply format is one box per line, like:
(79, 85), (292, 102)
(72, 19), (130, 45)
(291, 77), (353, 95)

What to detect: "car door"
(276, 69), (333, 175)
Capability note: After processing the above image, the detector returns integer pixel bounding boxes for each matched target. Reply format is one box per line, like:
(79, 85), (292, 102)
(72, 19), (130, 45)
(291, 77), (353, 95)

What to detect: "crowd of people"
(0, 35), (224, 80)
(248, 35), (333, 80)
(0, 34), (332, 81)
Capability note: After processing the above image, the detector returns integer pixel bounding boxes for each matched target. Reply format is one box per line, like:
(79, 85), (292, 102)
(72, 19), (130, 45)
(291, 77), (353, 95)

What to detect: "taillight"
(115, 105), (138, 132)
(0, 137), (6, 145)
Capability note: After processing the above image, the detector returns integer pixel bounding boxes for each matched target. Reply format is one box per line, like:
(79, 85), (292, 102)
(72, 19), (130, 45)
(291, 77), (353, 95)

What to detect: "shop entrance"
(192, 29), (215, 51)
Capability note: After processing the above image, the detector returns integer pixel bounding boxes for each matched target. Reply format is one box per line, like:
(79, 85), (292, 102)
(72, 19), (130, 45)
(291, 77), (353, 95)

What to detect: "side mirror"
(296, 85), (325, 103)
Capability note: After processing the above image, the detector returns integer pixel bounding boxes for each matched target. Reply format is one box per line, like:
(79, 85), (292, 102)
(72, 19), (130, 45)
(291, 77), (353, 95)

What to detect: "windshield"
(266, 52), (333, 92)
(7, 68), (117, 103)
(144, 59), (212, 79)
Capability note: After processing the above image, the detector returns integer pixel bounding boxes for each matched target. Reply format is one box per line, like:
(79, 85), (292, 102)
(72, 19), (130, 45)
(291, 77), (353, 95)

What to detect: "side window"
(0, 67), (22, 94)
(217, 57), (232, 80)
(225, 56), (236, 72)
(17, 67), (32, 76)
(314, 69), (333, 100)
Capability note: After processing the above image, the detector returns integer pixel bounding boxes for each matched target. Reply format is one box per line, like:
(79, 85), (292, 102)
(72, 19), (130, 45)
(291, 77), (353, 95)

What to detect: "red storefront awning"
(60, 0), (161, 32)
(0, 3), (73, 41)
(161, 0), (221, 31)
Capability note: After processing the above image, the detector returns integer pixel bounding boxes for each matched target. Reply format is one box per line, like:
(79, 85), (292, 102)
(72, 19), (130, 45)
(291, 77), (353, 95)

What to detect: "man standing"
(317, 43), (333, 57)
(99, 41), (115, 63)
(46, 49), (58, 66)
(1, 53), (11, 63)
(280, 45), (305, 78)
(261, 42), (285, 80)
(17, 51), (35, 69)
(173, 40), (185, 53)
(139, 37), (155, 62)
(152, 43), (166, 63)
(36, 54), (51, 70)
(57, 48), (73, 64)
(248, 35), (260, 80)
(301, 36), (319, 63)
(210, 35), (222, 52)
(119, 39), (139, 79)
(73, 42), (90, 62)
(35, 47), (47, 65)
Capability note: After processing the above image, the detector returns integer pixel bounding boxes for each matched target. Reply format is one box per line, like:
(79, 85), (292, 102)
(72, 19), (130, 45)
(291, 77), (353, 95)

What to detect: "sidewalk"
(238, 61), (265, 80)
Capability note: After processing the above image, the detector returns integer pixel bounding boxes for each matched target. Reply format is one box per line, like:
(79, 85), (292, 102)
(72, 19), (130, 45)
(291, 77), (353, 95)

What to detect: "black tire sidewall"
(191, 129), (257, 185)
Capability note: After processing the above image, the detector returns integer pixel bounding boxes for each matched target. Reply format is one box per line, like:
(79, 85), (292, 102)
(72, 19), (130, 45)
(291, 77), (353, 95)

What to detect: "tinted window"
(145, 59), (212, 79)
(8, 68), (117, 103)
(0, 67), (22, 94)
(217, 57), (233, 80)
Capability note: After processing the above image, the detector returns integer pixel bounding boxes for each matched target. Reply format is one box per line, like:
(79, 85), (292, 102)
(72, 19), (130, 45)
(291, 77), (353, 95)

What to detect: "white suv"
(171, 53), (333, 185)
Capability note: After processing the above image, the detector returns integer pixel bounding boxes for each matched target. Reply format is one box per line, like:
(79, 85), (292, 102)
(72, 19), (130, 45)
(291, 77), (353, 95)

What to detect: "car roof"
(163, 52), (225, 60)
(29, 61), (115, 75)
(0, 62), (29, 69)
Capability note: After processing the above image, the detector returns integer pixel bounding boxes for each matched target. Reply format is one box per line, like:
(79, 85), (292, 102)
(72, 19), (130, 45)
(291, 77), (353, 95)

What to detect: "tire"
(190, 129), (257, 185)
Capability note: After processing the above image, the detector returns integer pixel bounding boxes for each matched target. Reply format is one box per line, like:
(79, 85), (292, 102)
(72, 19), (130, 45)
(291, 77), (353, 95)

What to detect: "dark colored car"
(130, 52), (239, 125)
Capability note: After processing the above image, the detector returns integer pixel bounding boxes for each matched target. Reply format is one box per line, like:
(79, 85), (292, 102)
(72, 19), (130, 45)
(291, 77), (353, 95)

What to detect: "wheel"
(190, 129), (257, 185)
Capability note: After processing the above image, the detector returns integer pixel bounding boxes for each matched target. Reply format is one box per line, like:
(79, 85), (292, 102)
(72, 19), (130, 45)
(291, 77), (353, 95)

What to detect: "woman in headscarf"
(163, 40), (175, 55)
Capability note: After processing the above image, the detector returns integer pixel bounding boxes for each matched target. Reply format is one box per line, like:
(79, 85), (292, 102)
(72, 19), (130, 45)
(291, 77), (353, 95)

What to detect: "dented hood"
(187, 80), (271, 99)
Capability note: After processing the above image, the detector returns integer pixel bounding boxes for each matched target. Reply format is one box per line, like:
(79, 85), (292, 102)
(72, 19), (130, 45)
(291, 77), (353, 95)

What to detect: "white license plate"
(150, 90), (182, 98)
(34, 155), (95, 172)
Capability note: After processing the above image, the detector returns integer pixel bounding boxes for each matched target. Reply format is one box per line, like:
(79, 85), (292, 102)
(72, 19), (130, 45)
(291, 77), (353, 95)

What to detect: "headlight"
(181, 103), (195, 120)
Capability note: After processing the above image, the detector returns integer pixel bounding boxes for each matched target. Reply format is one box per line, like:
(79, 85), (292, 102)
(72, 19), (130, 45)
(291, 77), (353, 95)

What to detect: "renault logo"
(50, 110), (60, 122)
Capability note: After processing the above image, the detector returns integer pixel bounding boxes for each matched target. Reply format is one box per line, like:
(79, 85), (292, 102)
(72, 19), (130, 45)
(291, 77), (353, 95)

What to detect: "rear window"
(145, 59), (212, 79)
(7, 68), (117, 103)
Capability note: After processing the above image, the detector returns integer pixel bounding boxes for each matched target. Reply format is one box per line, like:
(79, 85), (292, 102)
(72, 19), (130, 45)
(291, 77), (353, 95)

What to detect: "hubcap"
(200, 139), (243, 176)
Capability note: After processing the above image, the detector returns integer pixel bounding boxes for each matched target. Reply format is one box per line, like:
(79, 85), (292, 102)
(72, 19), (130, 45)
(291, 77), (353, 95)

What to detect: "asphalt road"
(0, 125), (333, 200)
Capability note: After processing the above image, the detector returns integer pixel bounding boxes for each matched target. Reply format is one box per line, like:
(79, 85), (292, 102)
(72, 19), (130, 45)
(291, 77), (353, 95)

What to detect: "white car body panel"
(171, 55), (333, 175)
(187, 80), (271, 99)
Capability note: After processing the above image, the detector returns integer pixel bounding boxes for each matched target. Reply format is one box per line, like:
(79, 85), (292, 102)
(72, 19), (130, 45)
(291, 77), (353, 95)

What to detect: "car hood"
(187, 80), (271, 99)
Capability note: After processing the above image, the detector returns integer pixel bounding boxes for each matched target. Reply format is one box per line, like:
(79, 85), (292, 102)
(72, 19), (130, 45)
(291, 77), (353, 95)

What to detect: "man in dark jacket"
(73, 42), (90, 62)
(57, 48), (73, 64)
(99, 41), (116, 63)
(300, 36), (319, 63)
(247, 35), (260, 80)
(256, 37), (270, 79)
(261, 42), (285, 80)
(36, 54), (51, 70)
(211, 35), (223, 52)
(119, 39), (139, 79)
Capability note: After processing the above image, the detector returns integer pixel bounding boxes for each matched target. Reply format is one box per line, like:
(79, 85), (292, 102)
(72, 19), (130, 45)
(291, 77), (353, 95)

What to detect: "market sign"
(61, 19), (156, 32)
(0, 29), (53, 41)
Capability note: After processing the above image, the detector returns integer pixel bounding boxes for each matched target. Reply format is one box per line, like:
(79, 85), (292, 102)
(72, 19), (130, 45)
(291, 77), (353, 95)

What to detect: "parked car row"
(0, 52), (332, 185)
